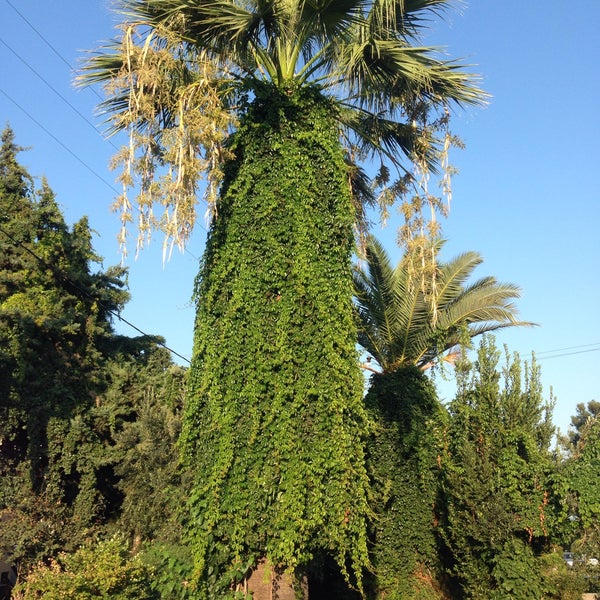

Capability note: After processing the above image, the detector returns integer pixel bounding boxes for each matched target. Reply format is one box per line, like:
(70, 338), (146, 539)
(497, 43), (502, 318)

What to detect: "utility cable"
(0, 223), (192, 365)
(0, 36), (118, 149)
(0, 86), (206, 258)
(4, 0), (105, 102)
(0, 86), (120, 195)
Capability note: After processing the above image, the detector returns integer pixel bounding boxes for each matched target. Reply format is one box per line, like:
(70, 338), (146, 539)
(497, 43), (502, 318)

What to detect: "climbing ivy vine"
(181, 87), (371, 597)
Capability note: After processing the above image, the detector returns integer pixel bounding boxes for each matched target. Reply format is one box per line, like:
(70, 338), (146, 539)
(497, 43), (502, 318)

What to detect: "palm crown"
(353, 236), (535, 372)
(80, 0), (485, 252)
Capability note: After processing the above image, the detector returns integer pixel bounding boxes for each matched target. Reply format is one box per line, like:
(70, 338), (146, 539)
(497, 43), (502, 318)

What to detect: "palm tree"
(80, 0), (484, 252)
(80, 1), (485, 596)
(354, 237), (533, 598)
(353, 235), (534, 373)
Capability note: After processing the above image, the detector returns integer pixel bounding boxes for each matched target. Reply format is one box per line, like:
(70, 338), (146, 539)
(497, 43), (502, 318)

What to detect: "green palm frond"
(78, 0), (487, 250)
(354, 236), (536, 372)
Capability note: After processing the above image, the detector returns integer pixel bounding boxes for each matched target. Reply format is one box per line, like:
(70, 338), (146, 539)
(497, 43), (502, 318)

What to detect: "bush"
(12, 535), (158, 599)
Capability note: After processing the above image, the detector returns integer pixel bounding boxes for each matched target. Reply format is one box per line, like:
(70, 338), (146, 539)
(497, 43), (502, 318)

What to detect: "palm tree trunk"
(182, 87), (371, 596)
(245, 560), (308, 600)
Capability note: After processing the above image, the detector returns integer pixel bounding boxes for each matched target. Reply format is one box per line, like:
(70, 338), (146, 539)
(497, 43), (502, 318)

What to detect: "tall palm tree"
(80, 1), (485, 596)
(80, 0), (484, 252)
(353, 235), (534, 373)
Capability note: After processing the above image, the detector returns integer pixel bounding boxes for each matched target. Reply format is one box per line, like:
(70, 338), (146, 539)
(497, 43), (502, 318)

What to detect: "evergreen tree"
(565, 400), (600, 448)
(0, 126), (129, 573)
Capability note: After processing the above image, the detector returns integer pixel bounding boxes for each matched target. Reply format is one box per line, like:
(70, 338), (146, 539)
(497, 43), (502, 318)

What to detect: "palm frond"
(354, 235), (535, 372)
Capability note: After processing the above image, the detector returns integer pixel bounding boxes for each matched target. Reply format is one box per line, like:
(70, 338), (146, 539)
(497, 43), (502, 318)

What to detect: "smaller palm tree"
(353, 235), (534, 372)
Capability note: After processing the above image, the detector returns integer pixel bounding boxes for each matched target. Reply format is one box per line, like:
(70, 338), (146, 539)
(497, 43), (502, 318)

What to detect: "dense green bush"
(12, 536), (158, 600)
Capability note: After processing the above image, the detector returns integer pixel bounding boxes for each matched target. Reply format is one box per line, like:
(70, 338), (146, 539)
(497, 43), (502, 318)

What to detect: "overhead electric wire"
(0, 86), (121, 195)
(533, 342), (600, 357)
(533, 347), (600, 361)
(0, 14), (208, 256)
(0, 36), (118, 149)
(0, 223), (192, 365)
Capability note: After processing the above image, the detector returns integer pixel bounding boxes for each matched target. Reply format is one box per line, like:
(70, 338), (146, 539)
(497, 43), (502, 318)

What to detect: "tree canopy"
(79, 0), (485, 255)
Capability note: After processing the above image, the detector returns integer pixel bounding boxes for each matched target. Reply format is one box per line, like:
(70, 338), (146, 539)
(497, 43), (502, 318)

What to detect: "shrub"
(12, 535), (158, 599)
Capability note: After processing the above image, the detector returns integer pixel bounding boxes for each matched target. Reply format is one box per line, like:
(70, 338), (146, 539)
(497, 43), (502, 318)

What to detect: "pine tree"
(0, 126), (129, 572)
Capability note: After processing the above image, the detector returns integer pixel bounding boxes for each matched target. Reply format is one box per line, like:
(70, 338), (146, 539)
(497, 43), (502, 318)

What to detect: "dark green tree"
(106, 347), (188, 546)
(97, 346), (194, 600)
(0, 126), (129, 573)
(440, 336), (556, 599)
(556, 405), (600, 594)
(565, 400), (600, 448)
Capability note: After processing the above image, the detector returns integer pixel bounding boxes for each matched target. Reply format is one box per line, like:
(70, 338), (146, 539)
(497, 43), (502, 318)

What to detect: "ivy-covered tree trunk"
(364, 367), (446, 600)
(182, 88), (371, 597)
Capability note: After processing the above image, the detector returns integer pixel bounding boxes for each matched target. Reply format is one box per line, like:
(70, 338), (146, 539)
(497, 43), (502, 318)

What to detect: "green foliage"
(0, 126), (131, 572)
(489, 538), (544, 599)
(564, 400), (600, 448)
(139, 543), (194, 600)
(353, 235), (532, 372)
(364, 367), (446, 599)
(104, 348), (190, 545)
(538, 551), (587, 600)
(12, 535), (158, 599)
(182, 88), (371, 596)
(0, 128), (192, 591)
(440, 336), (556, 598)
(558, 414), (600, 593)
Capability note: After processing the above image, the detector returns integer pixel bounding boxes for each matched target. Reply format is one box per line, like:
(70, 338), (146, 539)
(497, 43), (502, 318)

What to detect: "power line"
(534, 347), (600, 361)
(0, 86), (120, 195)
(534, 342), (600, 357)
(0, 15), (208, 258)
(0, 223), (192, 365)
(0, 36), (118, 149)
(4, 0), (105, 102)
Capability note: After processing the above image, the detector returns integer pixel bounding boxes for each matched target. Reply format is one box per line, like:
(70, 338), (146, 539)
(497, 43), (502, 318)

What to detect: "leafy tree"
(108, 348), (189, 545)
(0, 127), (200, 599)
(353, 235), (533, 372)
(565, 400), (600, 448)
(557, 408), (600, 593)
(440, 336), (556, 599)
(0, 127), (126, 574)
(80, 1), (485, 595)
(95, 347), (195, 599)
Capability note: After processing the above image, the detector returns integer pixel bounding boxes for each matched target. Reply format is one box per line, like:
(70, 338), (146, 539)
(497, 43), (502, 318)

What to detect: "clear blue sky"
(1, 0), (598, 433)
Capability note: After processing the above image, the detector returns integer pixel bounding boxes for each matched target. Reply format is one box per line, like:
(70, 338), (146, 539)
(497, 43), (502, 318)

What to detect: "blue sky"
(1, 0), (598, 433)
